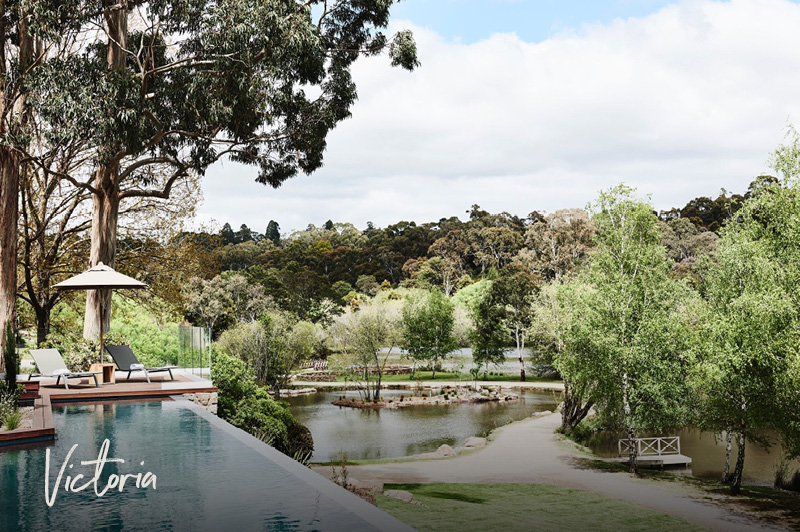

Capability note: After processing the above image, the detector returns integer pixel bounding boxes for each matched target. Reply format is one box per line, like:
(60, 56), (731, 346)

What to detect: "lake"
(289, 389), (797, 484)
(286, 389), (560, 462)
(583, 427), (799, 485)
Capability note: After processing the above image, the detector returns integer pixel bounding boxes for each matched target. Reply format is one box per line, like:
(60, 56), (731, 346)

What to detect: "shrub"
(211, 349), (311, 457)
(0, 380), (22, 430)
(2, 409), (22, 430)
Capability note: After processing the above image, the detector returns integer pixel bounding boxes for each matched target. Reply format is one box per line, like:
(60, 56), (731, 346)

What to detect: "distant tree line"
(182, 179), (770, 329)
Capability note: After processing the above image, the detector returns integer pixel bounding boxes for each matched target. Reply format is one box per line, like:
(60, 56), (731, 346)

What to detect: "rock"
(208, 404), (218, 415)
(463, 437), (486, 449)
(384, 490), (414, 503)
(195, 393), (211, 406)
(435, 444), (456, 457)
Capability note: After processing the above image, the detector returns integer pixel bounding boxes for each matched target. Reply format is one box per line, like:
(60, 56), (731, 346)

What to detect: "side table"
(89, 363), (116, 385)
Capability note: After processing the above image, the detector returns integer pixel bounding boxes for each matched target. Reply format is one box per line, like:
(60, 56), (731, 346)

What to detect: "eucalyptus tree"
(517, 208), (596, 280)
(0, 0), (46, 369)
(559, 185), (699, 474)
(28, 0), (418, 343)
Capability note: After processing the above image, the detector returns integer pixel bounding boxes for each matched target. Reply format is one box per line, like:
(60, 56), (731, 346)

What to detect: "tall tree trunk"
(721, 429), (733, 483)
(623, 373), (637, 474)
(84, 1), (127, 341)
(35, 305), (51, 346)
(0, 148), (19, 373)
(731, 428), (746, 495)
(83, 167), (120, 340)
(0, 3), (32, 372)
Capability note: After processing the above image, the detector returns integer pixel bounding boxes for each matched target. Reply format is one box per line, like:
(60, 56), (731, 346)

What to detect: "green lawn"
(375, 483), (706, 532)
(575, 458), (800, 530)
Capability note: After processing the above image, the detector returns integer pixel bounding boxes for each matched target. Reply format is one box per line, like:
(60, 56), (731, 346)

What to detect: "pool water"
(287, 390), (560, 462)
(0, 400), (410, 531)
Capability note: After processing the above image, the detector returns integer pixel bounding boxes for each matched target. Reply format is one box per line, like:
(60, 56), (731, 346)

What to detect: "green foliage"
(218, 312), (316, 395)
(469, 285), (510, 376)
(356, 275), (380, 296)
(2, 409), (23, 430)
(696, 157), (800, 492)
(211, 349), (310, 456)
(400, 290), (459, 377)
(329, 301), (399, 401)
(555, 186), (699, 449)
(110, 298), (181, 367)
(0, 380), (23, 430)
(451, 279), (492, 313)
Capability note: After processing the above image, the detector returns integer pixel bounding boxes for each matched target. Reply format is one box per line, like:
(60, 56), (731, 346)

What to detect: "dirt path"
(314, 412), (788, 532)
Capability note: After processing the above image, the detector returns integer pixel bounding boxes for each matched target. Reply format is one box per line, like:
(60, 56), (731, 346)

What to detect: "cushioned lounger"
(28, 348), (100, 390)
(105, 344), (176, 383)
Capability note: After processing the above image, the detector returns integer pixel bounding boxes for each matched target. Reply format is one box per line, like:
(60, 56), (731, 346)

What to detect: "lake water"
(288, 389), (796, 484)
(286, 389), (560, 462)
(583, 427), (799, 485)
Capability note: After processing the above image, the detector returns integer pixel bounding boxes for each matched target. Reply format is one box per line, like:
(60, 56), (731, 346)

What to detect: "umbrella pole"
(99, 295), (105, 362)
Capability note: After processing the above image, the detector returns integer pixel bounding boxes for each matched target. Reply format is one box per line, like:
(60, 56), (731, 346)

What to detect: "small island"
(332, 387), (519, 410)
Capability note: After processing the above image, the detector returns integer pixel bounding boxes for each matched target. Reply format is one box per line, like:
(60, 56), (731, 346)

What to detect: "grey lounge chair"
(28, 348), (100, 389)
(105, 344), (176, 383)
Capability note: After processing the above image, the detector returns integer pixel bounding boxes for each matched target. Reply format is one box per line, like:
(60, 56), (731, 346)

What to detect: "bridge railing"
(618, 436), (680, 457)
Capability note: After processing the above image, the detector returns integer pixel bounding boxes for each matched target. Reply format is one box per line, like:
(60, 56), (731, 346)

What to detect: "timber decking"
(0, 372), (216, 446)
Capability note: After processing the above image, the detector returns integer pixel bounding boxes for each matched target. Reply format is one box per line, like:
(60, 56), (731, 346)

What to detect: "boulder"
(435, 444), (456, 457)
(384, 490), (414, 503)
(463, 437), (486, 449)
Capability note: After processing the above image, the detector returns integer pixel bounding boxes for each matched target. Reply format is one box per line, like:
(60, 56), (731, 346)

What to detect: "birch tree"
(559, 185), (699, 474)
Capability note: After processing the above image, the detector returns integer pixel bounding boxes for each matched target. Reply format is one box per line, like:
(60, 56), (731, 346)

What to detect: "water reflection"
(286, 389), (560, 462)
(583, 427), (799, 484)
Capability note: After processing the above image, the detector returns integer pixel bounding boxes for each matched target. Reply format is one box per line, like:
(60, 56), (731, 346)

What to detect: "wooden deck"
(609, 454), (693, 468)
(0, 371), (216, 446)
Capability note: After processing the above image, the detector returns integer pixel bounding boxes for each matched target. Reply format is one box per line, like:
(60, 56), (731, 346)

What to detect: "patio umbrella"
(54, 262), (147, 356)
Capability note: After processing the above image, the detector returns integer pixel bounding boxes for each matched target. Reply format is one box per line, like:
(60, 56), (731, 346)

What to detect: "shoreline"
(312, 412), (790, 532)
(292, 378), (565, 393)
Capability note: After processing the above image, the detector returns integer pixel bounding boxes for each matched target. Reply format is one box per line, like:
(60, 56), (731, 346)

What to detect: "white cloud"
(198, 0), (800, 233)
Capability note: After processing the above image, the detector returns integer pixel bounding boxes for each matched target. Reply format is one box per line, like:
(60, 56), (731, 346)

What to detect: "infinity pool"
(0, 400), (411, 531)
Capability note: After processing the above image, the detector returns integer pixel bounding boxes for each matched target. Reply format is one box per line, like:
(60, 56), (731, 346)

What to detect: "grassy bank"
(575, 458), (800, 530)
(375, 483), (705, 532)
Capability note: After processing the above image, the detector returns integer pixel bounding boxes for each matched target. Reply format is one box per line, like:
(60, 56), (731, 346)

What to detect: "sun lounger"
(105, 344), (176, 383)
(28, 348), (100, 389)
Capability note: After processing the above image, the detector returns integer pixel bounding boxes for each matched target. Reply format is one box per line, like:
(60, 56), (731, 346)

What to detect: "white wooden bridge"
(612, 436), (692, 468)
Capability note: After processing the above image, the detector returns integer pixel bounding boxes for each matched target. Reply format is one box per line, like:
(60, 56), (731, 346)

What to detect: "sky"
(197, 0), (800, 234)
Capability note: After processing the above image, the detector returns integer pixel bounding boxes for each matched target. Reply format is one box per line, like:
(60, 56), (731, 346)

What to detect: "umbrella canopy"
(54, 263), (147, 291)
(55, 262), (147, 357)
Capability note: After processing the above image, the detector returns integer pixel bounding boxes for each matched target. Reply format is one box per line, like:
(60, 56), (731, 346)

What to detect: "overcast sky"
(197, 0), (800, 234)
